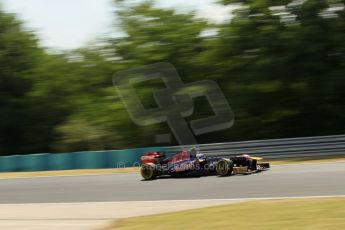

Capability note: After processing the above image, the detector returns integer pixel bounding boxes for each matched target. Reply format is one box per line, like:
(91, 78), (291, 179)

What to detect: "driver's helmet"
(242, 154), (250, 159)
(189, 147), (199, 157)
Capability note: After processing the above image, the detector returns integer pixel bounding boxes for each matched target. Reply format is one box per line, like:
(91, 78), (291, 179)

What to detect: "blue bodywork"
(156, 151), (220, 176)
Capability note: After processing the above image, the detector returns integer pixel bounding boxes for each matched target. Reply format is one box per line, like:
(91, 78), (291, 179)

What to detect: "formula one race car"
(140, 148), (270, 180)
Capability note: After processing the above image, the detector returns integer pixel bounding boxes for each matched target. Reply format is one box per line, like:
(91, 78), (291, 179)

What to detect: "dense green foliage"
(0, 0), (345, 155)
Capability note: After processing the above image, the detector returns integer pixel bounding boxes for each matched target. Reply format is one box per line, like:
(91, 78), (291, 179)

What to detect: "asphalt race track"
(0, 162), (344, 204)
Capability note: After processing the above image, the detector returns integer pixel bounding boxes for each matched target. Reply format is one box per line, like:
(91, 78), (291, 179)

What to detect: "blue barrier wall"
(0, 146), (163, 172)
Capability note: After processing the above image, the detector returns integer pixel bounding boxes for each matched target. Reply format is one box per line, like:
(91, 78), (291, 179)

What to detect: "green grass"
(0, 167), (139, 178)
(269, 155), (345, 165)
(105, 198), (345, 230)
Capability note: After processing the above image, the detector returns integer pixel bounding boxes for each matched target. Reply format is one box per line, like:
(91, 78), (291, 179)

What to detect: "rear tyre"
(216, 159), (233, 176)
(141, 163), (157, 180)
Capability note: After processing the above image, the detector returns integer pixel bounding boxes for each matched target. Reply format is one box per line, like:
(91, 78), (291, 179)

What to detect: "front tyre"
(140, 163), (157, 180)
(216, 159), (233, 176)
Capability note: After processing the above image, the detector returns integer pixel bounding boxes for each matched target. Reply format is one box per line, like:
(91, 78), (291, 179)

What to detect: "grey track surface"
(0, 162), (344, 204)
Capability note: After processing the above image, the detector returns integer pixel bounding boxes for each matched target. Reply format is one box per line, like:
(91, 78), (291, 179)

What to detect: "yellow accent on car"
(233, 166), (248, 174)
(250, 157), (263, 160)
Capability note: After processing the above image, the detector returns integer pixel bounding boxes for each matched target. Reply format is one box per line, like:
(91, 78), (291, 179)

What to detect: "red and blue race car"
(140, 148), (270, 180)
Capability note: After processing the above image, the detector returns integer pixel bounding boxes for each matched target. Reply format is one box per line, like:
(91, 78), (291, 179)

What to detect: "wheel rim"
(216, 160), (229, 176)
(141, 165), (153, 180)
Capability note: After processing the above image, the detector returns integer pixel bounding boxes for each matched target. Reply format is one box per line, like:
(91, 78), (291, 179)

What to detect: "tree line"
(1, 0), (345, 155)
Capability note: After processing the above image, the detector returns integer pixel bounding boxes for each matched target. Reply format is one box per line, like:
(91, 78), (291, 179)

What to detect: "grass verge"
(268, 155), (345, 165)
(0, 167), (139, 179)
(105, 198), (345, 230)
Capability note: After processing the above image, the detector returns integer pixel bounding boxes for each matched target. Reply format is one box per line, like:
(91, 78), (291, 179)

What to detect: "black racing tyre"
(140, 164), (157, 180)
(216, 159), (233, 176)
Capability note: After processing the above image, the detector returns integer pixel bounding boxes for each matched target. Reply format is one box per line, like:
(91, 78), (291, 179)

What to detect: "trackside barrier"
(0, 135), (344, 172)
(0, 147), (162, 172)
(166, 134), (345, 159)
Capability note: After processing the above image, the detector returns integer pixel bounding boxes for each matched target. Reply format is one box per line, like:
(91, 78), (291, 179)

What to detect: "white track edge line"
(0, 195), (345, 206)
